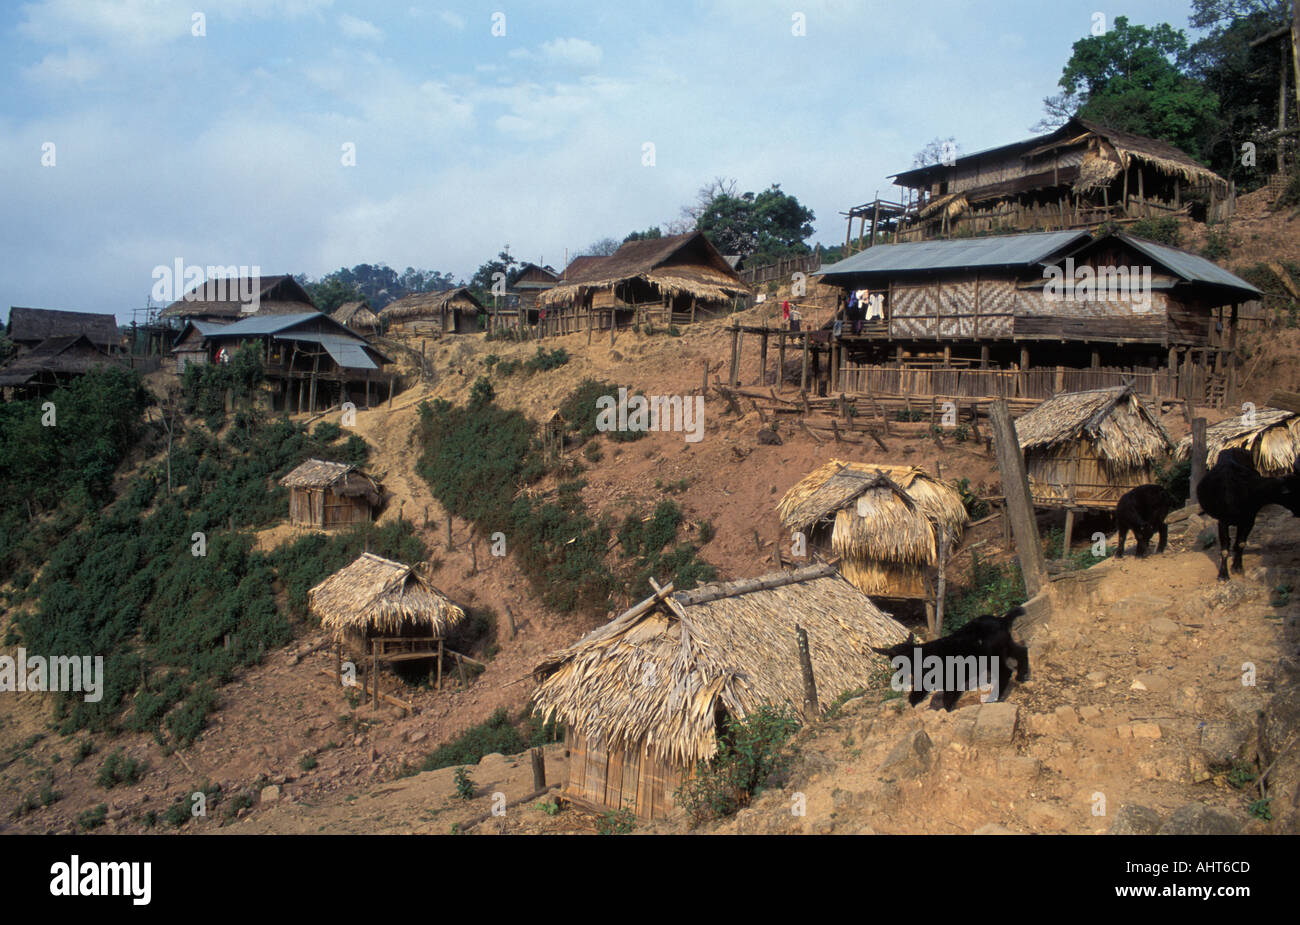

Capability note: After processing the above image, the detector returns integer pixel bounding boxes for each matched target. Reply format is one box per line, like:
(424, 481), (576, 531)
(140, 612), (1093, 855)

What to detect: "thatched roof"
(7, 307), (119, 348)
(309, 553), (466, 637)
(160, 274), (316, 320)
(778, 460), (968, 564)
(379, 287), (484, 323)
(531, 564), (907, 766)
(332, 301), (380, 329)
(278, 459), (379, 501)
(1076, 118), (1226, 190)
(1015, 387), (1172, 468)
(1176, 407), (1300, 475)
(538, 232), (750, 307)
(0, 335), (123, 386)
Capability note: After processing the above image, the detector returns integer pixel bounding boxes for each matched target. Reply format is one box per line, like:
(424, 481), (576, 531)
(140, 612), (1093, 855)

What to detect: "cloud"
(540, 37), (602, 68)
(338, 13), (383, 42)
(17, 0), (334, 49)
(438, 10), (466, 30)
(21, 47), (102, 84)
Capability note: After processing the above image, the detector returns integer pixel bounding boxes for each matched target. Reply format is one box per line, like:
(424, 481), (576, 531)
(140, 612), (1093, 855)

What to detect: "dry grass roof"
(7, 307), (119, 347)
(278, 459), (377, 498)
(538, 232), (750, 307)
(0, 335), (122, 386)
(1176, 407), (1300, 475)
(777, 460), (968, 566)
(531, 564), (907, 766)
(379, 287), (484, 323)
(309, 553), (466, 637)
(332, 301), (380, 328)
(159, 274), (315, 319)
(1015, 387), (1172, 468)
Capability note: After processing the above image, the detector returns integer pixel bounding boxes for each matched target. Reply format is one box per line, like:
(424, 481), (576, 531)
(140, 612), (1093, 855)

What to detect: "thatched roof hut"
(536, 232), (750, 320)
(278, 459), (380, 527)
(309, 553), (465, 653)
(0, 334), (125, 397)
(159, 274), (317, 321)
(531, 564), (907, 818)
(331, 300), (381, 334)
(379, 288), (485, 333)
(1015, 386), (1173, 507)
(777, 460), (968, 599)
(7, 307), (121, 352)
(1175, 407), (1300, 475)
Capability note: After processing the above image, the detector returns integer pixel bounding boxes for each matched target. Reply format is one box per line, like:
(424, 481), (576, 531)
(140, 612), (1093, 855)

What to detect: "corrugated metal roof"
(204, 311), (323, 335)
(321, 338), (378, 370)
(1117, 235), (1261, 296)
(817, 231), (1090, 277)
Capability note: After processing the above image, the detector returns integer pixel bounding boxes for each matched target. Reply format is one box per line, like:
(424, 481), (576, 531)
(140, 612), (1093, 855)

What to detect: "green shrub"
(674, 704), (801, 827)
(299, 754), (318, 772)
(313, 421), (343, 443)
(454, 767), (476, 800)
(942, 551), (1026, 634)
(596, 807), (636, 834)
(1128, 216), (1183, 247)
(955, 477), (989, 519)
(96, 749), (145, 789)
(77, 804), (108, 831)
(418, 708), (526, 771)
(524, 346), (570, 373)
(1274, 173), (1300, 210)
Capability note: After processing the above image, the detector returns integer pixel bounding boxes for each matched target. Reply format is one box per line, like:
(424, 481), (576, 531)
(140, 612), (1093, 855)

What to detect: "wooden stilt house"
(279, 459), (381, 527)
(531, 564), (908, 820)
(777, 460), (968, 600)
(1014, 386), (1173, 507)
(309, 552), (466, 668)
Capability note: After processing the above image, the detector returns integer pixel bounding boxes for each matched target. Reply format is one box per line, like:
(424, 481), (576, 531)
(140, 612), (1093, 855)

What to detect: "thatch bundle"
(1074, 141), (1123, 192)
(531, 564), (907, 767)
(309, 552), (466, 639)
(379, 288), (484, 323)
(279, 459), (379, 500)
(332, 300), (380, 331)
(777, 460), (968, 598)
(1015, 387), (1171, 469)
(1175, 407), (1300, 475)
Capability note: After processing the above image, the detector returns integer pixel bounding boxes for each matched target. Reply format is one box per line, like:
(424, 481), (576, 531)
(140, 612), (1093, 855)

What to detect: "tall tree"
(695, 184), (815, 263)
(1049, 15), (1221, 157)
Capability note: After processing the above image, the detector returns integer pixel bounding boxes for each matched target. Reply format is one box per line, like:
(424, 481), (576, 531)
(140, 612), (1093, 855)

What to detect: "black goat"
(1196, 448), (1300, 580)
(871, 606), (1029, 711)
(1115, 483), (1176, 558)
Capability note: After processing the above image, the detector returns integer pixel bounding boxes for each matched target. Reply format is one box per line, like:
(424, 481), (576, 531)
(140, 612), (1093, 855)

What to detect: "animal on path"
(1195, 448), (1300, 580)
(871, 606), (1029, 711)
(1115, 483), (1176, 558)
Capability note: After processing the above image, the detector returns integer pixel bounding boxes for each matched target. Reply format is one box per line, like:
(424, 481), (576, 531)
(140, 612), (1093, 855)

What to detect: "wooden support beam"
(989, 400), (1048, 597)
(795, 625), (819, 721)
(1190, 417), (1208, 504)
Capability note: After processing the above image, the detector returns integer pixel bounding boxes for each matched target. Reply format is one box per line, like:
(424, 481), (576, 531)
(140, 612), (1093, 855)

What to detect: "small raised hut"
(1176, 407), (1300, 475)
(279, 459), (380, 527)
(379, 288), (485, 335)
(1015, 386), (1173, 507)
(536, 231), (750, 329)
(777, 460), (968, 599)
(531, 564), (907, 819)
(0, 334), (125, 399)
(331, 300), (381, 335)
(309, 552), (465, 662)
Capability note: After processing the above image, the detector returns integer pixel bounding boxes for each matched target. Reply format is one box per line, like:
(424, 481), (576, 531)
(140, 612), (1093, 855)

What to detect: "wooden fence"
(839, 363), (1194, 404)
(737, 250), (825, 287)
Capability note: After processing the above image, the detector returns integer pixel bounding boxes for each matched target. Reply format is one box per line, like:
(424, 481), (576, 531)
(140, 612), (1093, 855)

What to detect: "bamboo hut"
(278, 459), (380, 527)
(309, 552), (466, 662)
(1015, 386), (1173, 507)
(777, 460), (968, 599)
(331, 300), (381, 335)
(379, 288), (485, 335)
(1175, 407), (1300, 475)
(531, 564), (907, 819)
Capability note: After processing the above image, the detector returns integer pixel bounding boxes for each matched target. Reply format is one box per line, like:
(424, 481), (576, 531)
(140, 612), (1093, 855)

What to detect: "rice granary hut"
(379, 287), (486, 334)
(309, 552), (466, 664)
(777, 460), (968, 600)
(278, 459), (381, 527)
(331, 300), (381, 335)
(530, 564), (908, 820)
(1175, 407), (1300, 475)
(1014, 386), (1173, 507)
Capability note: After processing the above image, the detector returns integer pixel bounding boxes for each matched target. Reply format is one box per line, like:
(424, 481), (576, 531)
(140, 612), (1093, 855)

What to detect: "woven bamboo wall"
(566, 730), (686, 820)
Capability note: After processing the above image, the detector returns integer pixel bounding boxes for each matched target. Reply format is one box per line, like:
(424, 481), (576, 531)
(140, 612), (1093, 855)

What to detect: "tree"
(912, 136), (961, 168)
(623, 226), (662, 243)
(583, 238), (622, 256)
(1049, 15), (1221, 157)
(695, 184), (815, 263)
(470, 248), (522, 295)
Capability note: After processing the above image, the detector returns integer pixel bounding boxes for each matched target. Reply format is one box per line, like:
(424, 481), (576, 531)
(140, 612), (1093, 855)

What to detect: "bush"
(454, 767), (476, 800)
(77, 804), (108, 831)
(1274, 173), (1300, 210)
(674, 704), (801, 827)
(1128, 216), (1183, 247)
(524, 346), (570, 373)
(96, 749), (145, 789)
(1153, 456), (1191, 506)
(942, 551), (1026, 634)
(417, 708), (527, 771)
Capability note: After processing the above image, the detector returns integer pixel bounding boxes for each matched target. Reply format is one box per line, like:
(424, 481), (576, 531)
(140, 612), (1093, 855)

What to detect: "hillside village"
(4, 4), (1300, 845)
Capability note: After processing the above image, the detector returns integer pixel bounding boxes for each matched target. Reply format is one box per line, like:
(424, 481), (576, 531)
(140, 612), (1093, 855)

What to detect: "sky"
(1, 0), (1208, 323)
